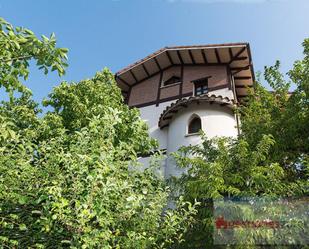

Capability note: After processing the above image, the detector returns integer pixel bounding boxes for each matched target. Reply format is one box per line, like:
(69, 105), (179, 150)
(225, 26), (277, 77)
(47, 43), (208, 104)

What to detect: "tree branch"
(0, 55), (33, 63)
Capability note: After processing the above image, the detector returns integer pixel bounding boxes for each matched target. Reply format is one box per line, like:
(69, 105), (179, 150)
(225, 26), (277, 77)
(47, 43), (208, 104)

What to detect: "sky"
(0, 0), (309, 103)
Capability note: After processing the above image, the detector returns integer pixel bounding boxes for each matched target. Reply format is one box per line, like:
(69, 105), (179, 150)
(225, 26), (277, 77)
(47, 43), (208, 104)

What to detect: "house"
(115, 43), (255, 177)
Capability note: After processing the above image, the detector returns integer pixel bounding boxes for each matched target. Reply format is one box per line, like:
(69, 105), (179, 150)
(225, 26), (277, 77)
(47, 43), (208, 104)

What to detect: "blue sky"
(1, 0), (308, 103)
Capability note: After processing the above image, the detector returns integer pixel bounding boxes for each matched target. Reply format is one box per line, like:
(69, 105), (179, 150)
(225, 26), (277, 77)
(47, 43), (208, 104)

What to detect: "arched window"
(188, 115), (202, 134)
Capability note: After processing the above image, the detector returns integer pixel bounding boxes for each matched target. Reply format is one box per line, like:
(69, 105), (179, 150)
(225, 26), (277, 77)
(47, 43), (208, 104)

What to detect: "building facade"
(115, 43), (255, 177)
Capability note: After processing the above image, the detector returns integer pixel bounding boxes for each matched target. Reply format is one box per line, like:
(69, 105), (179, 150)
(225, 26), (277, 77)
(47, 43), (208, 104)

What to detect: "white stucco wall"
(165, 102), (238, 177)
(138, 88), (234, 148)
(137, 101), (174, 178)
(210, 88), (234, 100)
(138, 100), (175, 150)
(137, 88), (237, 179)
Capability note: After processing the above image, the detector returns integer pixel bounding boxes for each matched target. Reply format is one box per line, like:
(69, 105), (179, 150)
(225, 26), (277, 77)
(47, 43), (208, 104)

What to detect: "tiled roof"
(158, 93), (236, 128)
(115, 43), (255, 100)
(116, 43), (248, 75)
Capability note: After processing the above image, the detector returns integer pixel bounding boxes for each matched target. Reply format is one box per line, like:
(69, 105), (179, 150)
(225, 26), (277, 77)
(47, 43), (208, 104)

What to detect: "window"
(192, 77), (210, 96)
(194, 80), (208, 96)
(162, 75), (181, 87)
(188, 116), (202, 134)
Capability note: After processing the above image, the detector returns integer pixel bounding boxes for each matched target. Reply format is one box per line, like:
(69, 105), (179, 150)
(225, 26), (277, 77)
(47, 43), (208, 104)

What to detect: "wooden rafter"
(166, 51), (173, 65)
(130, 62), (229, 87)
(235, 85), (253, 88)
(142, 64), (150, 77)
(188, 50), (196, 64)
(179, 64), (184, 98)
(156, 71), (163, 106)
(154, 57), (162, 71)
(246, 43), (256, 83)
(231, 65), (250, 75)
(202, 49), (208, 63)
(130, 64), (173, 87)
(215, 48), (221, 63)
(177, 50), (184, 64)
(125, 86), (132, 105)
(234, 76), (251, 80)
(237, 94), (248, 98)
(229, 46), (246, 64)
(116, 76), (130, 88)
(234, 56), (248, 61)
(130, 70), (138, 83)
(229, 48), (234, 61)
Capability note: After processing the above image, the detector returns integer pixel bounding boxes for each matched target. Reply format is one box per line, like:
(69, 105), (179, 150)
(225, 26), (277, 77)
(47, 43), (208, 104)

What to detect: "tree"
(0, 17), (68, 95)
(0, 19), (196, 248)
(172, 39), (309, 248)
(240, 49), (309, 180)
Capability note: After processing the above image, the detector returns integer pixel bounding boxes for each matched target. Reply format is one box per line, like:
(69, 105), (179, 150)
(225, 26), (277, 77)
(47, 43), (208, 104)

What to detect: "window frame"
(192, 76), (211, 96)
(187, 115), (202, 135)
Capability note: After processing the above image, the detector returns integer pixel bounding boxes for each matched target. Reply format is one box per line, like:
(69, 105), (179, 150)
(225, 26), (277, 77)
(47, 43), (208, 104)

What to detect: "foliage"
(241, 62), (309, 179)
(0, 18), (68, 95)
(0, 19), (196, 248)
(172, 39), (309, 248)
(42, 70), (155, 156)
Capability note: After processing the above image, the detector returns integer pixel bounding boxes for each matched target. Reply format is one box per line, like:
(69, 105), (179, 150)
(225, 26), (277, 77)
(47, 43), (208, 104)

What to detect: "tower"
(115, 43), (255, 177)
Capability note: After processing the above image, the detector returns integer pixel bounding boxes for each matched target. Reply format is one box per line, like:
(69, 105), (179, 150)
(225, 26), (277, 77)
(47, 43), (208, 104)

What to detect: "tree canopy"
(0, 19), (196, 248)
(172, 39), (309, 248)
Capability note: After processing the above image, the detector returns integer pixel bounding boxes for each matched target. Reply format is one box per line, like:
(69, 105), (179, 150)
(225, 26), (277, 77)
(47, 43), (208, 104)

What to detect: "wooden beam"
(188, 50), (196, 64)
(229, 48), (234, 61)
(246, 43), (256, 83)
(125, 86), (132, 105)
(208, 83), (229, 92)
(132, 66), (168, 87)
(154, 57), (162, 71)
(130, 64), (173, 87)
(177, 50), (184, 64)
(142, 64), (150, 77)
(202, 49), (208, 63)
(235, 85), (253, 88)
(191, 75), (212, 84)
(166, 51), (173, 65)
(215, 48), (221, 63)
(178, 63), (227, 66)
(116, 76), (130, 88)
(231, 65), (251, 70)
(156, 71), (163, 106)
(130, 63), (228, 88)
(130, 70), (138, 83)
(130, 92), (193, 108)
(227, 65), (232, 90)
(234, 76), (251, 80)
(179, 64), (184, 98)
(229, 46), (246, 64)
(234, 56), (248, 61)
(231, 65), (250, 75)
